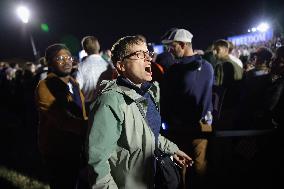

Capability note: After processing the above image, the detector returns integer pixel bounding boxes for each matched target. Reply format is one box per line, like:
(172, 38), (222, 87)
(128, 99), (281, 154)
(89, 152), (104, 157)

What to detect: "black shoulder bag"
(154, 148), (182, 189)
(135, 99), (182, 189)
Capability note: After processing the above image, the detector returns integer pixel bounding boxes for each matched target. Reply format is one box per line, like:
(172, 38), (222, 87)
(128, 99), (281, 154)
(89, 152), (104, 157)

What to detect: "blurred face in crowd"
(169, 41), (184, 58)
(254, 55), (266, 66)
(116, 42), (153, 85)
(25, 63), (36, 73)
(213, 46), (229, 60)
(51, 49), (73, 77)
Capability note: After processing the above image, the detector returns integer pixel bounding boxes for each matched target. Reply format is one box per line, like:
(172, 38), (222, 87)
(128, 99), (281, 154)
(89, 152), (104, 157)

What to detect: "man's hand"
(173, 150), (193, 168)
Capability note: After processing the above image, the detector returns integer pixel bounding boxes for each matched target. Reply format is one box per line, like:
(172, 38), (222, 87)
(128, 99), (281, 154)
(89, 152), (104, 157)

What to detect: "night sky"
(0, 0), (283, 61)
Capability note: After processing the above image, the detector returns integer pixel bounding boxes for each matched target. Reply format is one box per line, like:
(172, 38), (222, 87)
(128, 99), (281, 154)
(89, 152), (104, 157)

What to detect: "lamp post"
(16, 5), (38, 60)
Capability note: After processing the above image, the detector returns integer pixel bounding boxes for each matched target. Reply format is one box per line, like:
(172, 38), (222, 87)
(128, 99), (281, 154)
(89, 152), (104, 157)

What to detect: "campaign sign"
(228, 29), (273, 46)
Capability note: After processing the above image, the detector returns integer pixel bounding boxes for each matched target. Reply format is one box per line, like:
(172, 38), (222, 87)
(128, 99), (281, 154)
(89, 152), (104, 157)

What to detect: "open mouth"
(145, 66), (151, 73)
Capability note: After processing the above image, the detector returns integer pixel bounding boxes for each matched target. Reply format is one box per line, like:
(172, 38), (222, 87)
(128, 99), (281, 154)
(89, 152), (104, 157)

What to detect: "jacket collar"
(116, 76), (152, 95)
(99, 77), (158, 103)
(179, 54), (201, 64)
(46, 72), (78, 85)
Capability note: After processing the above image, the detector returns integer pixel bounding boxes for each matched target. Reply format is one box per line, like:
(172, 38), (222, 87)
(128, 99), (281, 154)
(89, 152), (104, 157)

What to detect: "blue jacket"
(161, 54), (214, 127)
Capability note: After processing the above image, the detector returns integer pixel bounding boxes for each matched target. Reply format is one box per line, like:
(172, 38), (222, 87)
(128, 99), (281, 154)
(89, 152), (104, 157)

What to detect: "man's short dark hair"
(81, 36), (100, 55)
(111, 36), (144, 65)
(253, 46), (273, 65)
(45, 43), (69, 66)
(213, 39), (229, 49)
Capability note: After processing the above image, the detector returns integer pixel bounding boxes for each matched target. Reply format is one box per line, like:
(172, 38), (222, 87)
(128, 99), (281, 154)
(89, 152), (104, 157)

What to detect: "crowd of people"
(0, 28), (283, 189)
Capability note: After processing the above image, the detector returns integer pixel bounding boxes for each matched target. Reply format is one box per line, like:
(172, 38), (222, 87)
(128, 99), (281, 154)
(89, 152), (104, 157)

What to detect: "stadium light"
(251, 27), (257, 32)
(16, 5), (38, 60)
(257, 22), (269, 32)
(16, 6), (30, 24)
(248, 22), (270, 33)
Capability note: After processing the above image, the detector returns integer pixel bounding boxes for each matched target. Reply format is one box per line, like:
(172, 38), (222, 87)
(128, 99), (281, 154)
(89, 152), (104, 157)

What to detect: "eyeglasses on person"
(55, 55), (74, 64)
(122, 50), (154, 61)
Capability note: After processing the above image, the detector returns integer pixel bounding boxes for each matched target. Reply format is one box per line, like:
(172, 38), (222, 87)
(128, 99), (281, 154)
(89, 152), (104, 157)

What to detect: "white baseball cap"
(162, 29), (193, 44)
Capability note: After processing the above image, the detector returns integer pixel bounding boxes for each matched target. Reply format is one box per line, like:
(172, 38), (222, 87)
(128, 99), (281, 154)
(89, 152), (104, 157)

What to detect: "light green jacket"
(88, 80), (179, 189)
(214, 57), (243, 87)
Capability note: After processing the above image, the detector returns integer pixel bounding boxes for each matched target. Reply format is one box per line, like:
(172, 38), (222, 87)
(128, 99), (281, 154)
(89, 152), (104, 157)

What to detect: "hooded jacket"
(88, 79), (179, 189)
(161, 54), (214, 128)
(35, 73), (88, 157)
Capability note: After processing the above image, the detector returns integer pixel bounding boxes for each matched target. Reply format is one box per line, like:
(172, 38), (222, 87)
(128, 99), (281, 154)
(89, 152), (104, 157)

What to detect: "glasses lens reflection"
(55, 56), (74, 63)
(123, 51), (154, 60)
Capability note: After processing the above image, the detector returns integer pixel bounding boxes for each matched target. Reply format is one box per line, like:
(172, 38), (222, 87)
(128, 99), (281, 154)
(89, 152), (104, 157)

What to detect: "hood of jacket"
(98, 79), (160, 108)
(178, 54), (203, 70)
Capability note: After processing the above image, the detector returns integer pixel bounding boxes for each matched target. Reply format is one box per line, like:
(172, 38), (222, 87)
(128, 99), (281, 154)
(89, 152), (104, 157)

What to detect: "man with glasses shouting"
(35, 44), (88, 189)
(87, 36), (192, 189)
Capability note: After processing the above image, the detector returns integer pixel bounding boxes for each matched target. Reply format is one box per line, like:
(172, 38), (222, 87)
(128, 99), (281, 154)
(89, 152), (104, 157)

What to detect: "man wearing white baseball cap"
(155, 28), (179, 72)
(160, 28), (214, 188)
(163, 28), (193, 43)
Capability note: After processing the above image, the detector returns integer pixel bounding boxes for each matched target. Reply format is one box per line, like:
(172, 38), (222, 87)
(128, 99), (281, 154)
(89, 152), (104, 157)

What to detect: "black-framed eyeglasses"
(122, 50), (154, 61)
(55, 55), (74, 64)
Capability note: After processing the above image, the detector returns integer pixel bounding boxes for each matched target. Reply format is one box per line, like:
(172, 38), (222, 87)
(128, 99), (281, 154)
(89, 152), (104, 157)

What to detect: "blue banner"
(228, 29), (273, 46)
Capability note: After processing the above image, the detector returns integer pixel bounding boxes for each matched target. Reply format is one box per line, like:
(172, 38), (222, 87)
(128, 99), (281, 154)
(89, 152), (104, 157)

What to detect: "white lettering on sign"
(228, 29), (273, 46)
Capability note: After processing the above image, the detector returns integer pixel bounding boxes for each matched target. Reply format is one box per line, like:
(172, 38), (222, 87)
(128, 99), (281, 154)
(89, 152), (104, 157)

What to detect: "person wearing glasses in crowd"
(87, 36), (192, 189)
(35, 44), (88, 189)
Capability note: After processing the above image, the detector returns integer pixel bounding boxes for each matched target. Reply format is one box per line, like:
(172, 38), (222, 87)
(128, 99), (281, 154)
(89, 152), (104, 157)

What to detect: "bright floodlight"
(257, 23), (269, 32)
(251, 27), (257, 32)
(16, 6), (30, 24)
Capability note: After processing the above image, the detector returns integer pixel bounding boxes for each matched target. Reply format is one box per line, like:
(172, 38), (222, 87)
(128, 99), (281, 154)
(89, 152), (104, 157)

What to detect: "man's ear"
(116, 61), (125, 72)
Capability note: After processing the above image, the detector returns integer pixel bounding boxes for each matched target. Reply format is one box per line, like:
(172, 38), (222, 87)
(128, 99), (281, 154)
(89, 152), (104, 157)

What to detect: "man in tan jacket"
(35, 43), (87, 189)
